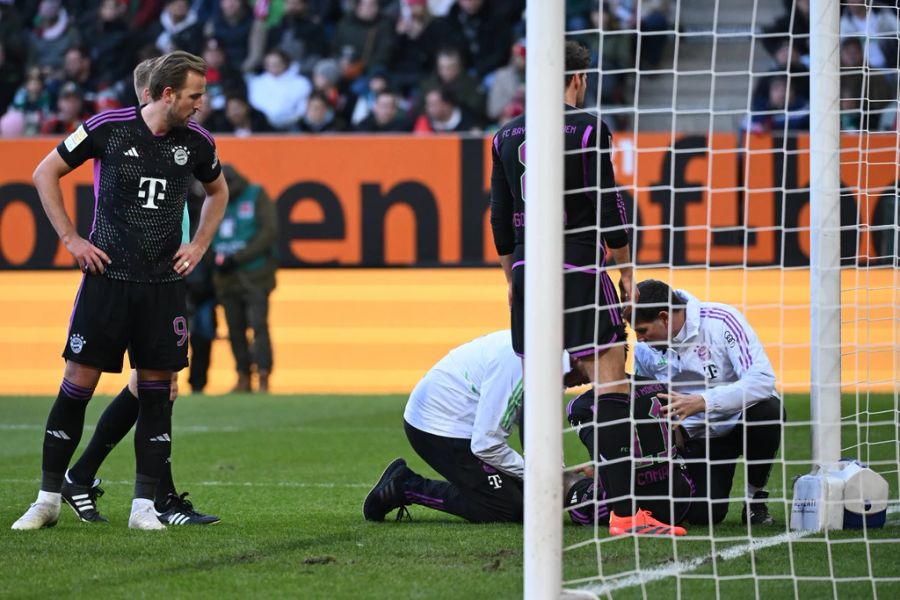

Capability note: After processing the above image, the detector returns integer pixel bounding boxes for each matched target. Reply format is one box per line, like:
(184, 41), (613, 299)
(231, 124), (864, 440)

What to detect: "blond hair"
(133, 57), (160, 100)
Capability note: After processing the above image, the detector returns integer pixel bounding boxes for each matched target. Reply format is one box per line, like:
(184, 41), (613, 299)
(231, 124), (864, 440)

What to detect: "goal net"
(524, 0), (900, 597)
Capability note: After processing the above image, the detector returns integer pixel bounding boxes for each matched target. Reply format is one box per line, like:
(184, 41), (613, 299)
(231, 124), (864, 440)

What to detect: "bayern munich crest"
(173, 146), (189, 166)
(69, 333), (85, 354)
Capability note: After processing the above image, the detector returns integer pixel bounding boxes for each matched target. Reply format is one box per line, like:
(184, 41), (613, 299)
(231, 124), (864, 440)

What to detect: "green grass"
(1, 394), (898, 599)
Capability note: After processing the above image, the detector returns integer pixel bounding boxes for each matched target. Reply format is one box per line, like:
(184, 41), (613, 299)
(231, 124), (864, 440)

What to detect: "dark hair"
(564, 41), (591, 87)
(631, 279), (687, 325)
(375, 88), (397, 100)
(428, 85), (458, 107)
(307, 90), (332, 107)
(265, 48), (291, 65)
(225, 92), (249, 106)
(841, 37), (863, 51)
(148, 50), (207, 101)
(436, 46), (463, 63)
(65, 45), (89, 58)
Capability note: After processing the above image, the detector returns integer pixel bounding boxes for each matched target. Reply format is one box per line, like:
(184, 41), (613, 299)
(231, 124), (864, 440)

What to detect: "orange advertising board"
(0, 133), (897, 269)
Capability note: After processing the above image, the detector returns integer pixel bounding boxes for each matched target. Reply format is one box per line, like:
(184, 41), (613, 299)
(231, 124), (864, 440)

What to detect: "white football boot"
(128, 499), (166, 530)
(12, 501), (61, 530)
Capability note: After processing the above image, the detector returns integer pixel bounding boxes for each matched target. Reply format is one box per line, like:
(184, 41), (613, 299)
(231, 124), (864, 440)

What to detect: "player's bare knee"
(63, 361), (102, 390)
(137, 369), (173, 382)
(127, 369), (139, 397)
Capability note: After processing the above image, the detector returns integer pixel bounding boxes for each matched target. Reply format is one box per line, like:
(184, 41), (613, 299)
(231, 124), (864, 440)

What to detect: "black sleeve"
(596, 124), (629, 249)
(489, 135), (515, 256)
(193, 136), (222, 184)
(55, 123), (99, 169)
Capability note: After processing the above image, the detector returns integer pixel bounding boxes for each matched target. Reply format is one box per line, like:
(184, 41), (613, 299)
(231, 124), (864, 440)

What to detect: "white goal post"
(523, 1), (565, 598)
(808, 0), (842, 469)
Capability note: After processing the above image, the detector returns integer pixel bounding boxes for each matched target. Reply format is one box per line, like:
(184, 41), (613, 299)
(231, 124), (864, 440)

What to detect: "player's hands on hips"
(173, 243), (204, 277)
(658, 392), (706, 421)
(66, 235), (111, 275)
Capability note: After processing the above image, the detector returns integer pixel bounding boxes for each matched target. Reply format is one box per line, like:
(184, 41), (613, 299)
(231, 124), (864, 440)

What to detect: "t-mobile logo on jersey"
(138, 177), (167, 209)
(487, 474), (503, 489)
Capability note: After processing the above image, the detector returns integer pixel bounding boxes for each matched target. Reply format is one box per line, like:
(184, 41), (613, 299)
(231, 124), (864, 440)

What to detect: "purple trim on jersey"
(569, 330), (621, 358)
(558, 262), (623, 326)
(563, 262), (598, 275)
(68, 273), (86, 333)
(581, 125), (595, 203)
(616, 190), (628, 227)
(569, 508), (593, 525)
(405, 491), (444, 507)
(85, 106), (135, 130)
(188, 121), (215, 147)
(699, 308), (753, 369)
(517, 260), (612, 274)
(570, 346), (598, 358)
(492, 134), (500, 156)
(90, 159), (101, 238)
(596, 392), (629, 404)
(85, 107), (137, 131)
(61, 378), (94, 400)
(566, 396), (578, 419)
(600, 272), (622, 325)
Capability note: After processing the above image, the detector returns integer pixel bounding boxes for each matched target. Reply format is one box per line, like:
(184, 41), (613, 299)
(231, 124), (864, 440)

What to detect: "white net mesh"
(557, 0), (900, 596)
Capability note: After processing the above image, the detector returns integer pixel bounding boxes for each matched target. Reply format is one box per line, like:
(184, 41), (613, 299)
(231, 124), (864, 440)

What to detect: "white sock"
(131, 498), (154, 513)
(747, 484), (761, 499)
(36, 490), (60, 506)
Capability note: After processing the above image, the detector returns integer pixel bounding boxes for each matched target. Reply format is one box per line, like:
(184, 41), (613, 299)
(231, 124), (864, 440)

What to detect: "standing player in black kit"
(490, 40), (634, 385)
(12, 51), (228, 531)
(491, 42), (683, 535)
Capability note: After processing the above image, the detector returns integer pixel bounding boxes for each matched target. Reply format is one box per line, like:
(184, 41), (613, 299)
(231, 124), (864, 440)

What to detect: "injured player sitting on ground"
(564, 376), (694, 536)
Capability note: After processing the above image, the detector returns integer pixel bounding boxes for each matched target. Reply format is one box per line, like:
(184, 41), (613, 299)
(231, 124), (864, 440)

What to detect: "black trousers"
(683, 395), (785, 525)
(220, 286), (273, 375)
(403, 421), (523, 523)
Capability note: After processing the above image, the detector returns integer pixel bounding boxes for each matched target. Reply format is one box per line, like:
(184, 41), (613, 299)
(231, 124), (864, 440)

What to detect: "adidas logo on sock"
(47, 430), (71, 440)
(124, 147), (139, 157)
(149, 434), (171, 442)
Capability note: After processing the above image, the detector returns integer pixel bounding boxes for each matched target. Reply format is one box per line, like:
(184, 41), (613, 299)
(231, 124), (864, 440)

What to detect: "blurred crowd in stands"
(750, 0), (899, 134)
(0, 0), (897, 138)
(0, 0), (670, 136)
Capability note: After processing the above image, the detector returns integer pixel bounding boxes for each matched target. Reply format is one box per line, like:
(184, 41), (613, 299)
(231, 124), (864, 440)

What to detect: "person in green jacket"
(212, 164), (278, 393)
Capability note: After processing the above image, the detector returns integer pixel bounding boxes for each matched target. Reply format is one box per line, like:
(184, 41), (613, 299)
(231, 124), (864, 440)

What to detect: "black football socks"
(134, 380), (173, 500)
(67, 386), (140, 485)
(41, 379), (94, 493)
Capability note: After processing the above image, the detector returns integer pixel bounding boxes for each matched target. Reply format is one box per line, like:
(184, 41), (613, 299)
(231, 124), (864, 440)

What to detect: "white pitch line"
(0, 424), (394, 434)
(0, 478), (369, 489)
(578, 505), (900, 597)
(582, 530), (814, 596)
(0, 424), (239, 433)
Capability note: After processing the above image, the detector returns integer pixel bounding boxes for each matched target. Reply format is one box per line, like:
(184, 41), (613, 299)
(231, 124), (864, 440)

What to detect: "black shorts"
(404, 421), (524, 522)
(63, 274), (189, 373)
(511, 244), (626, 358)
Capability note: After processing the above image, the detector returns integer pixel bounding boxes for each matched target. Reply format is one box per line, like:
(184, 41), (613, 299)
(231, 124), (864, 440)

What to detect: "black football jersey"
(56, 106), (222, 283)
(489, 105), (630, 257)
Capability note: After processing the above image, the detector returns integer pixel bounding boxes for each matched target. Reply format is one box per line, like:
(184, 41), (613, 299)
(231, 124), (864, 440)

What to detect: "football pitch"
(1, 393), (898, 599)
